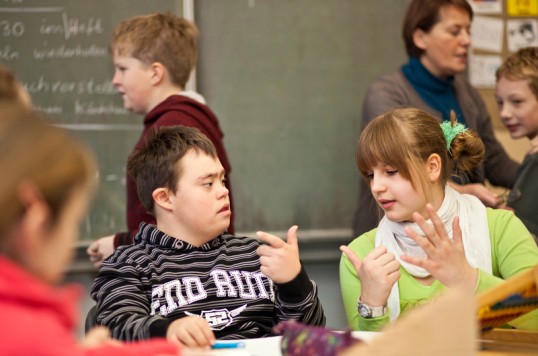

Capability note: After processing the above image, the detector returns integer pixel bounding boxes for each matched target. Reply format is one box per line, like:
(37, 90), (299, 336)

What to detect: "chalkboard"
(196, 0), (410, 236)
(0, 0), (183, 240)
(2, 0), (411, 241)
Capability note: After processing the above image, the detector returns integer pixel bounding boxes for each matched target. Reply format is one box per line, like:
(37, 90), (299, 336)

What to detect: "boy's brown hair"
(110, 12), (199, 89)
(127, 125), (217, 215)
(496, 46), (538, 99)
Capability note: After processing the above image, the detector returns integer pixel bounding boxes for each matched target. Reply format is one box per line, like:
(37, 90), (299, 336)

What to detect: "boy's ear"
(15, 183), (51, 255)
(150, 62), (166, 86)
(413, 29), (428, 51)
(152, 187), (174, 212)
(426, 153), (442, 182)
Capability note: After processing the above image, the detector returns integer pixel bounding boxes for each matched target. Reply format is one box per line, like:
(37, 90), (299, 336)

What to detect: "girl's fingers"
(425, 204), (450, 244)
(452, 216), (463, 248)
(340, 245), (363, 270)
(404, 224), (433, 253)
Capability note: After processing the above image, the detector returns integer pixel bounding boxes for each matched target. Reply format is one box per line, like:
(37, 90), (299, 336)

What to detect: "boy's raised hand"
(340, 245), (400, 307)
(256, 225), (301, 284)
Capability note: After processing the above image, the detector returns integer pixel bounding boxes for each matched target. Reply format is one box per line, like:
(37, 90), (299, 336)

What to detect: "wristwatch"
(357, 299), (387, 318)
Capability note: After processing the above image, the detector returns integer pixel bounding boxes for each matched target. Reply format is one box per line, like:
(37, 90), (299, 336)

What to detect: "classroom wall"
(195, 0), (410, 236)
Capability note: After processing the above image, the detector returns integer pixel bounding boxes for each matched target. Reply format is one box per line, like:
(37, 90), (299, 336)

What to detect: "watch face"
(358, 303), (372, 318)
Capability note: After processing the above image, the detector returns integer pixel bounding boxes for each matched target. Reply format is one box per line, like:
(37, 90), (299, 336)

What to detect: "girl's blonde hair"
(356, 107), (484, 200)
(0, 106), (96, 241)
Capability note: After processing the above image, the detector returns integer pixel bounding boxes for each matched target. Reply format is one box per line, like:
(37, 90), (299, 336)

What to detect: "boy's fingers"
(256, 231), (285, 248)
(286, 225), (299, 247)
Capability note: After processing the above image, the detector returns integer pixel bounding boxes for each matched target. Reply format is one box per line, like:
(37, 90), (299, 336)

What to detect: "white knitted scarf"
(375, 185), (492, 321)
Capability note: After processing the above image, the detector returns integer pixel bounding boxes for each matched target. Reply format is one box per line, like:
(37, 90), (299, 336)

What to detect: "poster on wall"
(471, 16), (504, 52)
(469, 54), (502, 88)
(507, 0), (538, 16)
(467, 0), (502, 14)
(507, 19), (538, 52)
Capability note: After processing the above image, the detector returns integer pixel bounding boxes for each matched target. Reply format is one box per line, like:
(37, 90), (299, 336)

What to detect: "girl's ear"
(427, 153), (442, 182)
(15, 183), (51, 256)
(152, 187), (174, 212)
(413, 29), (428, 51)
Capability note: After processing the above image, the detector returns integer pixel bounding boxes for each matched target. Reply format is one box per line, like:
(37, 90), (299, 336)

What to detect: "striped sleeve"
(90, 250), (165, 340)
(274, 266), (326, 327)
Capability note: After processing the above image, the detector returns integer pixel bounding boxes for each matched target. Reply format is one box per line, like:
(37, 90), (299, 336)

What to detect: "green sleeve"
(479, 209), (538, 330)
(476, 209), (538, 293)
(339, 229), (390, 331)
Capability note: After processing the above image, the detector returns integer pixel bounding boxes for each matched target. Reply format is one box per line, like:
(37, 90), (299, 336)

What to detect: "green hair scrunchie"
(440, 121), (468, 151)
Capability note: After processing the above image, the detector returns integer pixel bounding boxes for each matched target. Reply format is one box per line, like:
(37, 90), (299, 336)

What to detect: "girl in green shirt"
(340, 107), (538, 331)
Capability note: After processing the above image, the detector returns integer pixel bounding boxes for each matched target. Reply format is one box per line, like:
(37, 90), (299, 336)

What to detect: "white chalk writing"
(40, 13), (103, 40)
(0, 44), (19, 60)
(33, 44), (106, 60)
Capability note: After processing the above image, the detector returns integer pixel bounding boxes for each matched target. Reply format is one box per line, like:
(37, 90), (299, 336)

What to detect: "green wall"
(196, 0), (409, 235)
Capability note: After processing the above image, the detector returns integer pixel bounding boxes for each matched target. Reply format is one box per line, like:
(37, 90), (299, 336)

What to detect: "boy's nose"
(111, 73), (121, 86)
(499, 105), (512, 121)
(218, 185), (229, 199)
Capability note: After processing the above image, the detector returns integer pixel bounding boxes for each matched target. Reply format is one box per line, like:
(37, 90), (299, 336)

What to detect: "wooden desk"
(479, 329), (538, 356)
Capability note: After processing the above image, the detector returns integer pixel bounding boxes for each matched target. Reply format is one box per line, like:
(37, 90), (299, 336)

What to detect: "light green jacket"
(340, 208), (538, 331)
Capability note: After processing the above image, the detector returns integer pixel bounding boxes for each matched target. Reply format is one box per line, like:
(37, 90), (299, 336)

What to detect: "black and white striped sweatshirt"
(90, 223), (326, 341)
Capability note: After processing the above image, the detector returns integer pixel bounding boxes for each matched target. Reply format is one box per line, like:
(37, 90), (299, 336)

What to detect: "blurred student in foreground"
(0, 106), (180, 355)
(0, 64), (31, 108)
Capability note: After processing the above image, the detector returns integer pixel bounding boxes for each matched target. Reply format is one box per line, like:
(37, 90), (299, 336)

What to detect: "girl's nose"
(370, 176), (386, 194)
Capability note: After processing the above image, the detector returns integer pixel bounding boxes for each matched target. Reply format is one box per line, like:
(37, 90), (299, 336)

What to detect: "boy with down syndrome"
(91, 125), (325, 347)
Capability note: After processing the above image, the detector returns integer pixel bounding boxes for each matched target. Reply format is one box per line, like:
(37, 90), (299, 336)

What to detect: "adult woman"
(352, 0), (518, 236)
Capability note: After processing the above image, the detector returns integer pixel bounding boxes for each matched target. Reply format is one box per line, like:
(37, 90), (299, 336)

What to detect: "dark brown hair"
(403, 0), (473, 57)
(127, 125), (217, 214)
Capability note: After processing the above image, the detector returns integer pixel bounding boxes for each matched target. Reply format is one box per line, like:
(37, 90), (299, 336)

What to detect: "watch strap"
(357, 299), (387, 318)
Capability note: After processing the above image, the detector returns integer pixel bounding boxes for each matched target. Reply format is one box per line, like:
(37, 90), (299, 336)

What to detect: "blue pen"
(211, 341), (246, 349)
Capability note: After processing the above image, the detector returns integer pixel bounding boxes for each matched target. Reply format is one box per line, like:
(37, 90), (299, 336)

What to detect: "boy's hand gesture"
(256, 225), (301, 284)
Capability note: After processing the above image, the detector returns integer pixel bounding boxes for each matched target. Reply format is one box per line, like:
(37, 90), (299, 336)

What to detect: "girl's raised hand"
(401, 204), (478, 290)
(340, 245), (400, 307)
